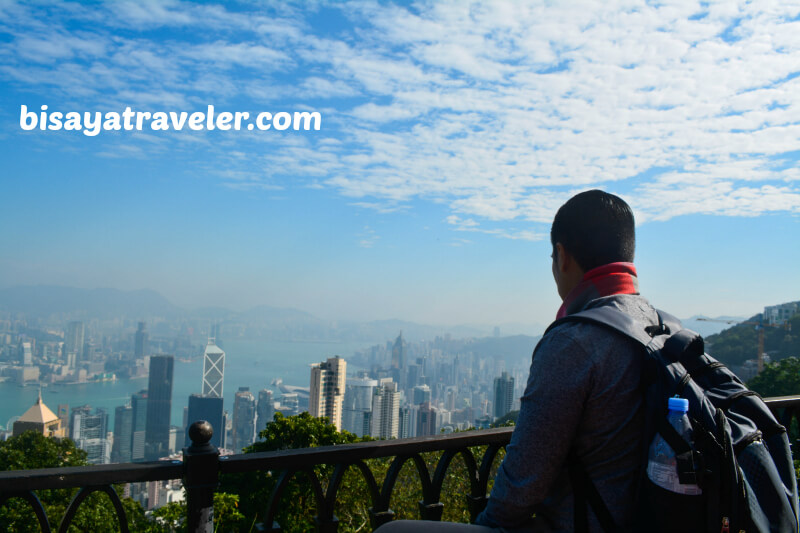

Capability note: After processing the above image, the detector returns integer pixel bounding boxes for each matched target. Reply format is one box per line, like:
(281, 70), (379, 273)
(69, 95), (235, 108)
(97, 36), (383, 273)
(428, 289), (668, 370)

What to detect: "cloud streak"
(2, 0), (799, 238)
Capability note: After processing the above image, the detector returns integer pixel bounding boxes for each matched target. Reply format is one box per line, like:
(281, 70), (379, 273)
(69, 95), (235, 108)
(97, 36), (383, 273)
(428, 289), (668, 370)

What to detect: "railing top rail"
(0, 460), (183, 492)
(219, 426), (514, 475)
(761, 395), (800, 408)
(0, 396), (797, 493)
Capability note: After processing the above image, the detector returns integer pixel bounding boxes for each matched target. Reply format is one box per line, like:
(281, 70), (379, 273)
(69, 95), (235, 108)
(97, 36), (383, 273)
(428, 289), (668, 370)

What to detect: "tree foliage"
(747, 357), (800, 398)
(147, 492), (246, 533)
(1, 417), (507, 531)
(0, 431), (144, 532)
(219, 411), (372, 532)
(217, 411), (503, 532)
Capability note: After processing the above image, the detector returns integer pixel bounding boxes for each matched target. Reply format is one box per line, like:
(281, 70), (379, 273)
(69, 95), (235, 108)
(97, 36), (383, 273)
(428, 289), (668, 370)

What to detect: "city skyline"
(1, 1), (799, 329)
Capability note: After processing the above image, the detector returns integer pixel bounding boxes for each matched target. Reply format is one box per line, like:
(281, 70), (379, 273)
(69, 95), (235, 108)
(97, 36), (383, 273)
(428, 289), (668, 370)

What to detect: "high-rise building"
(112, 404), (133, 463)
(405, 363), (422, 388)
(342, 377), (378, 437)
(232, 387), (256, 452)
(202, 340), (225, 398)
(413, 384), (432, 405)
(12, 391), (66, 438)
(493, 371), (515, 420)
(57, 404), (70, 435)
(398, 405), (414, 439)
(65, 321), (85, 365)
(416, 402), (439, 437)
(20, 341), (33, 366)
(134, 322), (149, 358)
(185, 394), (224, 449)
(70, 406), (110, 464)
(145, 355), (174, 460)
(309, 356), (347, 430)
(370, 378), (400, 439)
(390, 333), (405, 369)
(131, 390), (148, 461)
(256, 389), (274, 433)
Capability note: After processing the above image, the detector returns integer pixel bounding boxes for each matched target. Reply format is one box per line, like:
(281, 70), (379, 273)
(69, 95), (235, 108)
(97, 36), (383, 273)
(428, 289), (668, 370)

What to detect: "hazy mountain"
(0, 285), (180, 320)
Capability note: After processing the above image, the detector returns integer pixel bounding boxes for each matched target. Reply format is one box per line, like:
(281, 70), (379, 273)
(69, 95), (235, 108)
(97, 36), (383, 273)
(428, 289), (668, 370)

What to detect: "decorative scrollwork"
(380, 454), (433, 513)
(57, 485), (129, 533)
(0, 491), (52, 533)
(262, 468), (326, 531)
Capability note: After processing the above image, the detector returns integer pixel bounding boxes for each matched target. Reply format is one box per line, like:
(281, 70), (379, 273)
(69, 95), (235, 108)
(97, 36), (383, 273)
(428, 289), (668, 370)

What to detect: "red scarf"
(556, 262), (639, 319)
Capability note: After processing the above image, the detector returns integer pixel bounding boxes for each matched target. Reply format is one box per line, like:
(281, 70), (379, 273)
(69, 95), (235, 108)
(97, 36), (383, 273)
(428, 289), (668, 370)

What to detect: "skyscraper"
(70, 406), (110, 464)
(309, 356), (347, 430)
(183, 338), (226, 448)
(493, 371), (515, 420)
(145, 355), (174, 460)
(370, 378), (400, 439)
(231, 387), (256, 452)
(112, 404), (133, 463)
(256, 389), (274, 433)
(416, 402), (439, 437)
(184, 394), (224, 449)
(390, 332), (405, 369)
(202, 340), (225, 398)
(65, 321), (85, 366)
(342, 376), (378, 437)
(131, 390), (148, 461)
(412, 384), (432, 405)
(134, 322), (149, 358)
(20, 341), (33, 366)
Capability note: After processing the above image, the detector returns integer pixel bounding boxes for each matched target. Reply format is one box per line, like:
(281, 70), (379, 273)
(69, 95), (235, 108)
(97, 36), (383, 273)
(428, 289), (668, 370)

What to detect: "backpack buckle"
(676, 450), (704, 486)
(645, 323), (670, 337)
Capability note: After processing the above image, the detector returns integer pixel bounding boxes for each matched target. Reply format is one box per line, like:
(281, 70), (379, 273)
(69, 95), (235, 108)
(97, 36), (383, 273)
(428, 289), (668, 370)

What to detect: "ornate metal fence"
(1, 396), (799, 532)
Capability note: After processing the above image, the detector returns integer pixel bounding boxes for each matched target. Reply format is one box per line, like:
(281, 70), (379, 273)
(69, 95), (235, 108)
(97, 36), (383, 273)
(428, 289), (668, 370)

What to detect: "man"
(379, 189), (656, 531)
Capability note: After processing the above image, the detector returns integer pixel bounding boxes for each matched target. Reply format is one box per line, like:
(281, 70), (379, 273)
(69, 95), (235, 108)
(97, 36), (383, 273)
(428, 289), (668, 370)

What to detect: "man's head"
(550, 190), (635, 298)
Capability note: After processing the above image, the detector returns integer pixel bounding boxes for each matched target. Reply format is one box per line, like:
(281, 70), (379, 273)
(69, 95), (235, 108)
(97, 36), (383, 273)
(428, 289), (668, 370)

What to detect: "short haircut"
(550, 190), (635, 272)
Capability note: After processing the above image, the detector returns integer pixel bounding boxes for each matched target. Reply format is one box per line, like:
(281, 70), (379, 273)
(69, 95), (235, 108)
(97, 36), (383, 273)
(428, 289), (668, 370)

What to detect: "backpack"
(552, 306), (799, 533)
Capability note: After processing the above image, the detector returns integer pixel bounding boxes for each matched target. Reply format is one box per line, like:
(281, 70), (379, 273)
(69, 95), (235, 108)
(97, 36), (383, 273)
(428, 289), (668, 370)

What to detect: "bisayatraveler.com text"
(19, 105), (322, 136)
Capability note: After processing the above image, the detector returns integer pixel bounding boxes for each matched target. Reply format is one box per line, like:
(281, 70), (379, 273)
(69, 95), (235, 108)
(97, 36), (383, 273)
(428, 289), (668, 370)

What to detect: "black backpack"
(553, 306), (799, 533)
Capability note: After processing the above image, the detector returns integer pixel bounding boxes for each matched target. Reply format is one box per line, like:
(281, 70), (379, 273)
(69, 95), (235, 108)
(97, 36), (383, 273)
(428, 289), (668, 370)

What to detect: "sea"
(0, 339), (370, 431)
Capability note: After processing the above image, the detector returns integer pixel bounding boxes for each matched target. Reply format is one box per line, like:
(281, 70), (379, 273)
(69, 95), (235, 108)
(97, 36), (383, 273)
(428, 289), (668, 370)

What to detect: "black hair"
(550, 189), (635, 272)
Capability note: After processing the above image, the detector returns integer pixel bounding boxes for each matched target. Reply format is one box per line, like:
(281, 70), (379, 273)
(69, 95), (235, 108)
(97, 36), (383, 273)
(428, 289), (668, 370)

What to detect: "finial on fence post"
(184, 420), (219, 533)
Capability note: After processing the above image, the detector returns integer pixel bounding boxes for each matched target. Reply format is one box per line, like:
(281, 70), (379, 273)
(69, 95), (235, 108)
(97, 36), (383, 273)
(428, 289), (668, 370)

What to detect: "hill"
(704, 306), (799, 369)
(0, 285), (181, 321)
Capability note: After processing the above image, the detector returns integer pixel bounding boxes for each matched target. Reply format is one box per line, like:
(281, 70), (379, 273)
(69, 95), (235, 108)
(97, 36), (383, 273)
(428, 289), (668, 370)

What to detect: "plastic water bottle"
(646, 397), (702, 495)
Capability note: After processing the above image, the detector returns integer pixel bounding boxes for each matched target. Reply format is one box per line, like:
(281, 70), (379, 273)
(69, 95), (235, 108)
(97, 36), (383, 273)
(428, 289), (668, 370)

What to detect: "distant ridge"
(0, 285), (180, 320)
(0, 285), (528, 343)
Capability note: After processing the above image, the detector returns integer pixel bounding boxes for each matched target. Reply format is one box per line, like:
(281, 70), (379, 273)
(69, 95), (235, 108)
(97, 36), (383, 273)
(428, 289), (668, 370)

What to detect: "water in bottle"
(646, 396), (702, 495)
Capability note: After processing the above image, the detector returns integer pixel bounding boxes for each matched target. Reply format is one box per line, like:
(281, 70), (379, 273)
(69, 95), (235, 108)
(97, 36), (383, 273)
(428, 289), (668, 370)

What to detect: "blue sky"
(0, 0), (798, 330)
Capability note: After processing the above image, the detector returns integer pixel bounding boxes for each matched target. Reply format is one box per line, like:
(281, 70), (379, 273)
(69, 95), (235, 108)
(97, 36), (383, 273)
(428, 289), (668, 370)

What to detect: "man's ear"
(555, 242), (571, 273)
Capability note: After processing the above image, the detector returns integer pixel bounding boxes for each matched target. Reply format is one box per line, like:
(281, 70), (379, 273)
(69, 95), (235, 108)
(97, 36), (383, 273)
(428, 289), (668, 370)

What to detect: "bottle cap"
(668, 397), (689, 412)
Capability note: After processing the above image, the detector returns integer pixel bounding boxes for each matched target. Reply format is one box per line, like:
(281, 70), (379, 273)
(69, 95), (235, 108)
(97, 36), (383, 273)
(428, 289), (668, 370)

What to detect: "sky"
(0, 0), (798, 330)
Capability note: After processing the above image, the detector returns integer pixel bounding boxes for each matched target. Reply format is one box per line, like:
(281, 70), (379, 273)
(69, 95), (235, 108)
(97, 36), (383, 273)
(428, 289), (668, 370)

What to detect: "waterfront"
(0, 339), (369, 432)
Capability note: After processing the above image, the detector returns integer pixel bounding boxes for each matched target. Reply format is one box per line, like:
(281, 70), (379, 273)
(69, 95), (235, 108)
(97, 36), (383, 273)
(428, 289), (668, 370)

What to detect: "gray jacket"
(476, 294), (659, 531)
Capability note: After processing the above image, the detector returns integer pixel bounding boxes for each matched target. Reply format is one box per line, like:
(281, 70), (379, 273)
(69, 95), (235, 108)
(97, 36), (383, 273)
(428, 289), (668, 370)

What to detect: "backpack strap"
(546, 305), (681, 348)
(568, 450), (619, 532)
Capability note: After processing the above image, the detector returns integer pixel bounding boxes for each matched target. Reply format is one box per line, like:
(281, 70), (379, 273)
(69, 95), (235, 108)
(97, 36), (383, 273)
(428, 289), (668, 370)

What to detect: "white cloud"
(3, 0), (800, 235)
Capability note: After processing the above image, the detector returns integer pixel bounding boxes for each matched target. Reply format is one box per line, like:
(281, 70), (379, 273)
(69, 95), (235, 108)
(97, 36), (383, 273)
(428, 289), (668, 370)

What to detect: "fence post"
(184, 420), (220, 533)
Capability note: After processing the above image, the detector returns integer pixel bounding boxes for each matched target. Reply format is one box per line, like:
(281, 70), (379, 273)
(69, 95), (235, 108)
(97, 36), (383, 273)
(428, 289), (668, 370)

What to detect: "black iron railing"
(2, 396), (799, 533)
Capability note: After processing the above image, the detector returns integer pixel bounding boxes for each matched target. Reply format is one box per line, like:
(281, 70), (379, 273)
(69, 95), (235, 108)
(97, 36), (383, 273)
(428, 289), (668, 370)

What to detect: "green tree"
(219, 411), (372, 532)
(747, 357), (800, 397)
(148, 492), (247, 533)
(0, 431), (146, 532)
(218, 412), (506, 531)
